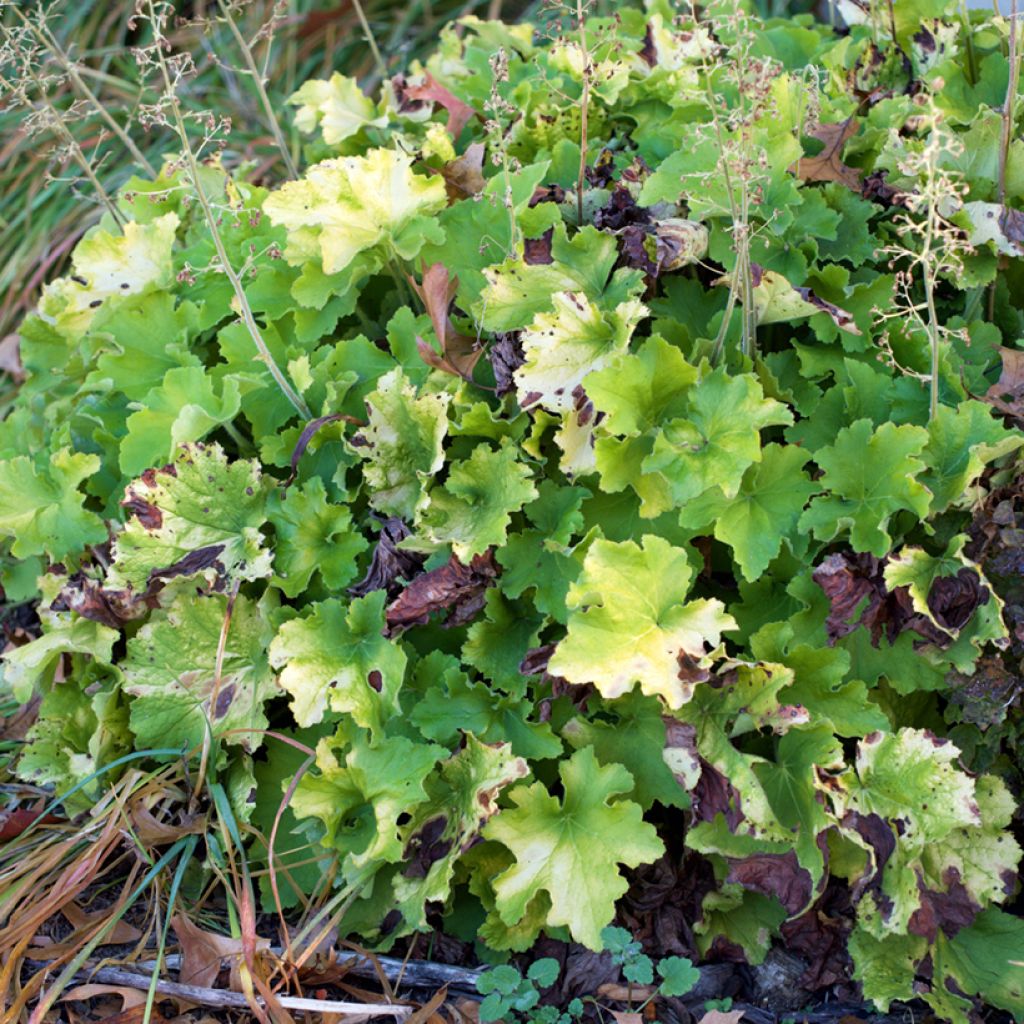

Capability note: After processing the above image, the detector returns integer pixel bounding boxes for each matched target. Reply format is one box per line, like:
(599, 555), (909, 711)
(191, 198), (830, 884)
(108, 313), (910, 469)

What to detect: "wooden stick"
(76, 965), (413, 1017)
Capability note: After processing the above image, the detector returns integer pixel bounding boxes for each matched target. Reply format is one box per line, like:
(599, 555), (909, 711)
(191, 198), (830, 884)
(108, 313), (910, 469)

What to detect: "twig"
(72, 965), (414, 1016)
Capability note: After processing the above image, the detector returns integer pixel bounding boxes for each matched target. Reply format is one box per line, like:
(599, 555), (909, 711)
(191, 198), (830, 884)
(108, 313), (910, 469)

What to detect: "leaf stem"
(146, 0), (311, 421)
(215, 0), (298, 180)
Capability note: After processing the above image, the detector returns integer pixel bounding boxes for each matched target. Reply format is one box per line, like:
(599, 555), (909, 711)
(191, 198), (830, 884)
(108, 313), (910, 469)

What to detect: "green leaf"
(16, 680), (130, 814)
(414, 440), (538, 560)
(477, 224), (640, 332)
(269, 477), (368, 597)
(920, 401), (1023, 514)
(682, 443), (817, 582)
(561, 691), (689, 810)
(352, 368), (450, 521)
(798, 419), (932, 557)
(931, 909), (1024, 1021)
(549, 535), (735, 708)
(644, 368), (793, 504)
(408, 651), (561, 760)
(109, 443), (271, 591)
(120, 367), (242, 476)
(657, 956), (700, 998)
(586, 335), (698, 436)
(0, 449), (106, 561)
(292, 725), (444, 882)
(268, 592), (405, 733)
(848, 930), (926, 1012)
(122, 592), (279, 754)
(485, 746), (664, 949)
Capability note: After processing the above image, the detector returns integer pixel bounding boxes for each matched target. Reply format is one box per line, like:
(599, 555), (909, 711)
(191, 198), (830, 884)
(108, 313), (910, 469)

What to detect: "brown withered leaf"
(411, 263), (484, 383)
(0, 334), (23, 382)
(51, 573), (154, 629)
(726, 850), (814, 916)
(441, 143), (486, 201)
(172, 913), (270, 991)
(523, 228), (554, 266)
(349, 517), (425, 600)
(984, 346), (1024, 420)
(403, 73), (478, 139)
(0, 807), (61, 841)
(385, 550), (498, 635)
(697, 1011), (746, 1024)
(793, 118), (861, 191)
(779, 883), (853, 991)
(908, 867), (980, 942)
(489, 332), (525, 398)
(861, 169), (913, 208)
(61, 901), (142, 944)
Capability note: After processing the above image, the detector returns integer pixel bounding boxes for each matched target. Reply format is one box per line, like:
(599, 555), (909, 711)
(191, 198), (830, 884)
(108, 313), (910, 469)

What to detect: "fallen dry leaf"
(697, 1011), (746, 1024)
(609, 1012), (644, 1024)
(597, 984), (657, 1002)
(62, 901), (143, 945)
(793, 117), (861, 191)
(984, 346), (1024, 419)
(441, 143), (486, 201)
(171, 913), (270, 992)
(385, 551), (498, 635)
(0, 807), (62, 841)
(410, 263), (484, 383)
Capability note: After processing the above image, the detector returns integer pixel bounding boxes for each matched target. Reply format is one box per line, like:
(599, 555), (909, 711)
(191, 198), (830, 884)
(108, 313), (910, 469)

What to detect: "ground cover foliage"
(2, 0), (1024, 1019)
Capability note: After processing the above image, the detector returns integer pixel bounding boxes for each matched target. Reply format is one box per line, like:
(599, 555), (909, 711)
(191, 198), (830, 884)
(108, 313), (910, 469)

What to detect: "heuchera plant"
(3, 1), (1024, 1020)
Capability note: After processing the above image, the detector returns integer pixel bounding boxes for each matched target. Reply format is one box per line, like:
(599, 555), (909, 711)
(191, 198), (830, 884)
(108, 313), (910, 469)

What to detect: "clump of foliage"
(3, 0), (1024, 1021)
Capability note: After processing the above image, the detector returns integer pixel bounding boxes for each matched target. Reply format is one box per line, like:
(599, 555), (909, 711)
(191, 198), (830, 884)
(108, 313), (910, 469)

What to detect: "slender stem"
(191, 582), (239, 810)
(351, 0), (388, 81)
(215, 0), (298, 179)
(146, 1), (311, 421)
(959, 1), (978, 83)
(575, 0), (590, 228)
(989, 0), (1019, 319)
(925, 269), (940, 421)
(997, 0), (1020, 208)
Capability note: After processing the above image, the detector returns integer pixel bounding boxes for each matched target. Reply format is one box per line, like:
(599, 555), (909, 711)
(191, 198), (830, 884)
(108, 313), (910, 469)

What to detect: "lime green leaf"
(0, 449), (106, 561)
(549, 536), (735, 708)
(485, 746), (664, 949)
(394, 735), (529, 930)
(109, 444), (270, 591)
(268, 592), (405, 733)
(123, 592), (278, 754)
(799, 419), (932, 556)
(120, 367), (243, 476)
(3, 614), (117, 703)
(289, 73), (386, 144)
(264, 149), (447, 274)
(38, 213), (179, 340)
(414, 440), (538, 560)
(269, 477), (368, 597)
(353, 368), (450, 520)
(849, 930), (927, 1012)
(515, 294), (647, 413)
